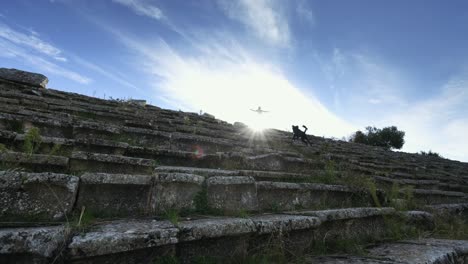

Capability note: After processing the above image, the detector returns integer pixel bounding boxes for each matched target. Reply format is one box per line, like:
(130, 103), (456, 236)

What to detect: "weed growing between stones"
(192, 187), (222, 215)
(7, 119), (24, 133)
(269, 202), (281, 213)
(153, 256), (179, 264)
(0, 144), (24, 172)
(0, 143), (7, 153)
(47, 144), (62, 157)
(163, 209), (180, 225)
(69, 206), (96, 232)
(309, 238), (367, 256)
(236, 209), (249, 218)
(365, 179), (382, 208)
(432, 214), (468, 239)
(23, 127), (42, 155)
(193, 256), (218, 264)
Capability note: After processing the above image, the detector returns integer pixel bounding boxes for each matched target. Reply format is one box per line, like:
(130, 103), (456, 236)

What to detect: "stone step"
(409, 189), (467, 205)
(0, 225), (68, 264)
(66, 172), (377, 219)
(0, 207), (436, 263)
(256, 181), (373, 211)
(307, 239), (468, 263)
(0, 171), (79, 224)
(425, 203), (468, 217)
(69, 151), (156, 175)
(0, 112), (73, 139)
(155, 165), (322, 182)
(0, 129), (74, 157)
(374, 175), (440, 190)
(0, 151), (69, 173)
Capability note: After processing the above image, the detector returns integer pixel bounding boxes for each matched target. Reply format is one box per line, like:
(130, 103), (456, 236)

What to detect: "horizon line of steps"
(0, 112), (246, 153)
(0, 207), (438, 264)
(0, 84), (241, 139)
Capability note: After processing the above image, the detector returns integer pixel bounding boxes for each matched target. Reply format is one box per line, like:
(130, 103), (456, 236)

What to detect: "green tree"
(350, 126), (405, 150)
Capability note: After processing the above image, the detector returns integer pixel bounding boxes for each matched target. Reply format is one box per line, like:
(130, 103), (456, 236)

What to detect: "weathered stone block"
(256, 181), (310, 211)
(70, 151), (155, 174)
(400, 210), (435, 231)
(250, 214), (321, 235)
(411, 189), (467, 205)
(0, 225), (68, 264)
(177, 218), (256, 263)
(294, 207), (396, 245)
(0, 171), (79, 221)
(368, 239), (468, 263)
(76, 173), (154, 217)
(67, 220), (178, 260)
(250, 214), (321, 257)
(152, 173), (204, 214)
(207, 176), (258, 213)
(0, 152), (69, 173)
(0, 68), (48, 88)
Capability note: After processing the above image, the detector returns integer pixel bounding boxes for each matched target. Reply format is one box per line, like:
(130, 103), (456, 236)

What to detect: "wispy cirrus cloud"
(0, 21), (91, 84)
(0, 38), (91, 84)
(318, 47), (468, 161)
(71, 55), (139, 91)
(382, 74), (468, 161)
(218, 0), (291, 47)
(296, 0), (315, 26)
(0, 22), (67, 61)
(112, 0), (164, 21)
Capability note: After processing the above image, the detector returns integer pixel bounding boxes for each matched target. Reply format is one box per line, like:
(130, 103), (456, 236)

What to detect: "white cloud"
(0, 38), (91, 84)
(218, 0), (290, 47)
(296, 0), (315, 26)
(71, 55), (139, 91)
(112, 0), (164, 21)
(0, 22), (67, 61)
(382, 76), (468, 161)
(109, 31), (354, 137)
(315, 48), (468, 161)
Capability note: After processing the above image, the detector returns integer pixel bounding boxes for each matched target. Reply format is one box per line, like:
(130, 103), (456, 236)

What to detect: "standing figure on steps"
(292, 125), (312, 145)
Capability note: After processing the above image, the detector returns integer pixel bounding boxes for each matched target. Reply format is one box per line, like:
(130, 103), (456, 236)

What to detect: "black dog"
(292, 125), (312, 145)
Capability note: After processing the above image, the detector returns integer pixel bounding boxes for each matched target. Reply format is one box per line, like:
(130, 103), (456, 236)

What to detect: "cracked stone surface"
(289, 207), (396, 222)
(178, 218), (256, 242)
(0, 225), (68, 258)
(0, 68), (48, 88)
(0, 171), (79, 220)
(68, 220), (178, 258)
(250, 214), (321, 234)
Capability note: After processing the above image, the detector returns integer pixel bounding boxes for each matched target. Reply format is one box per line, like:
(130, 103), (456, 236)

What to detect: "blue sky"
(1, 0), (468, 162)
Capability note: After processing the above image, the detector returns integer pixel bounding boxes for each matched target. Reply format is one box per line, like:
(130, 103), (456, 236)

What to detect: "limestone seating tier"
(1, 83), (466, 194)
(0, 83), (239, 141)
(0, 207), (433, 264)
(0, 170), (380, 222)
(0, 171), (78, 223)
(1, 70), (468, 263)
(307, 239), (468, 263)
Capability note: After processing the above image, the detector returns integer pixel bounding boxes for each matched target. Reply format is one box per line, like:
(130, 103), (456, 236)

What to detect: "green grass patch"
(433, 214), (468, 239)
(163, 209), (180, 225)
(192, 187), (223, 215)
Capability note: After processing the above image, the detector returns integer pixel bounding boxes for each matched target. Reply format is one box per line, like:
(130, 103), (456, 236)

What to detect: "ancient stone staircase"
(0, 68), (467, 263)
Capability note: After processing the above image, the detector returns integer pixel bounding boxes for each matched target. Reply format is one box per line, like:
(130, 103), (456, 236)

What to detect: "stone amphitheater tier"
(0, 68), (467, 263)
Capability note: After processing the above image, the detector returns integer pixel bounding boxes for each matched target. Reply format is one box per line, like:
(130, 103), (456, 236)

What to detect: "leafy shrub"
(349, 126), (405, 150)
(419, 150), (442, 158)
